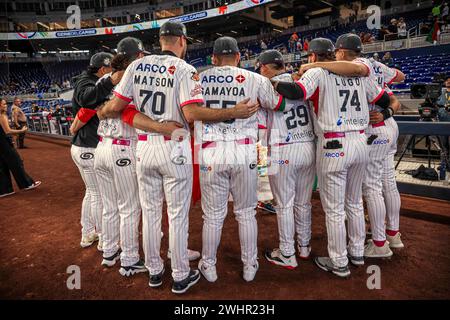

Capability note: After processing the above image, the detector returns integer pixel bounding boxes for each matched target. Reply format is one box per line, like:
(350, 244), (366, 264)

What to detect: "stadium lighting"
(216, 33), (223, 36)
(273, 28), (282, 33)
(230, 30), (238, 34)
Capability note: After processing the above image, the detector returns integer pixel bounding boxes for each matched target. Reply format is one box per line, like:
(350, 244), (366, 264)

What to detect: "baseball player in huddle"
(70, 52), (121, 250)
(95, 37), (200, 276)
(301, 34), (405, 257)
(101, 22), (258, 294)
(94, 37), (149, 275)
(273, 38), (392, 277)
(197, 37), (289, 283)
(255, 50), (316, 269)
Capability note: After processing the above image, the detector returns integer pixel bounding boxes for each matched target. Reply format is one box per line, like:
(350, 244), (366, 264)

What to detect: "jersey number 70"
(139, 89), (166, 115)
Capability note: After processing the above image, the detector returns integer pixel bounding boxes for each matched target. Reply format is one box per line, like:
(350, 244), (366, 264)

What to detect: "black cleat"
(101, 249), (121, 267)
(314, 257), (350, 278)
(149, 268), (165, 288)
(119, 260), (147, 277)
(348, 254), (364, 267)
(172, 269), (201, 294)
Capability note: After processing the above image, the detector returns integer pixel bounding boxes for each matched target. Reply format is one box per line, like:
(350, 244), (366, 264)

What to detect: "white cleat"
(364, 240), (393, 258)
(298, 245), (312, 260)
(198, 260), (218, 282)
(264, 248), (298, 270)
(387, 232), (404, 249)
(168, 249), (201, 261)
(80, 233), (99, 248)
(243, 261), (259, 282)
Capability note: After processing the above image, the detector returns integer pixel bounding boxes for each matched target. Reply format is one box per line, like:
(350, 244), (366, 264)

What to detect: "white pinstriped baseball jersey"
(354, 57), (396, 112)
(268, 73), (314, 145)
(97, 73), (137, 139)
(297, 68), (384, 134)
(199, 66), (285, 142)
(113, 55), (204, 134)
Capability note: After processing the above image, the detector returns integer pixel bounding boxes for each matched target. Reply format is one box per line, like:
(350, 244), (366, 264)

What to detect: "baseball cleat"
(243, 261), (259, 282)
(364, 240), (393, 258)
(167, 249), (201, 261)
(257, 201), (276, 214)
(24, 181), (42, 191)
(101, 249), (121, 267)
(149, 268), (165, 288)
(314, 257), (350, 278)
(386, 232), (404, 249)
(198, 260), (218, 282)
(348, 254), (364, 267)
(119, 260), (147, 277)
(0, 191), (15, 198)
(264, 248), (298, 270)
(80, 233), (99, 248)
(172, 269), (201, 294)
(298, 245), (311, 260)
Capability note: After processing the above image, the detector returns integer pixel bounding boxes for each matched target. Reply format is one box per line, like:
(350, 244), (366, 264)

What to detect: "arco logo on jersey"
(200, 165), (212, 172)
(201, 74), (246, 84)
(373, 138), (390, 145)
(325, 151), (345, 158)
(136, 62), (168, 74)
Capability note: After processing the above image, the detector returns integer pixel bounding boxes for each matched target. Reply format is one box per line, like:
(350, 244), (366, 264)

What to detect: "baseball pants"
(200, 140), (258, 269)
(94, 137), (141, 266)
(137, 135), (192, 282)
(71, 145), (103, 237)
(317, 131), (369, 268)
(268, 141), (316, 256)
(363, 119), (398, 242)
(382, 118), (401, 232)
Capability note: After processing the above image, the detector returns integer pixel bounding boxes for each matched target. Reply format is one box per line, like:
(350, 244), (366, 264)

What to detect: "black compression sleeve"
(374, 92), (390, 110)
(274, 81), (305, 100)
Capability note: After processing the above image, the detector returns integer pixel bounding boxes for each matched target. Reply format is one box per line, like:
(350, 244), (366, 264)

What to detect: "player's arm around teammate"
(256, 50), (316, 270)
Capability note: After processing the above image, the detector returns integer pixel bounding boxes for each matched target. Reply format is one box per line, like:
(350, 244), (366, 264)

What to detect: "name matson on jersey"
(133, 63), (175, 88)
(113, 54), (204, 135)
(297, 68), (384, 134)
(200, 66), (285, 142)
(267, 73), (315, 145)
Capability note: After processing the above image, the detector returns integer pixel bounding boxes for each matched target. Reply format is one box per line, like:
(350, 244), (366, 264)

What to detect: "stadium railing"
(26, 113), (73, 137)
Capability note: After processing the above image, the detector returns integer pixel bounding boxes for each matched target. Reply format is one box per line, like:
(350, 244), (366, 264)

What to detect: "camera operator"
(437, 76), (450, 163)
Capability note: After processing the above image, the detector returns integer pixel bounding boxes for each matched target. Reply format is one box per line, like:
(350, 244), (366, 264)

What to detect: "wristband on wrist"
(381, 107), (394, 120)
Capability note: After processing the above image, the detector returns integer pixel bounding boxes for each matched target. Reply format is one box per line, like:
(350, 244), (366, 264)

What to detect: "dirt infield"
(0, 136), (449, 300)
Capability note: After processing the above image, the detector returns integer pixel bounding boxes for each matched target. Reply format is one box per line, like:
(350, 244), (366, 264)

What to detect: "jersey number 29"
(284, 105), (309, 129)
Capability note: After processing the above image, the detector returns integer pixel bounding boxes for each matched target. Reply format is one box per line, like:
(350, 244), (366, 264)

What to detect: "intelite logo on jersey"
(325, 151), (345, 158)
(336, 116), (368, 127)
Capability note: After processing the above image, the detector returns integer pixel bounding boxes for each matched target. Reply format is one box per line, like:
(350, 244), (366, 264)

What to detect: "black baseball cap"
(159, 21), (188, 38)
(213, 36), (240, 55)
(256, 49), (284, 71)
(117, 37), (149, 57)
(335, 33), (362, 52)
(308, 38), (335, 55)
(90, 52), (113, 68)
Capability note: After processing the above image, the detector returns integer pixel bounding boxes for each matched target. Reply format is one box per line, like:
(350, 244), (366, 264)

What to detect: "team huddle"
(69, 20), (406, 294)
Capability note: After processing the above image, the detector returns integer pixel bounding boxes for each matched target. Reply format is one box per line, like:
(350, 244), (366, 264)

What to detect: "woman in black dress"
(0, 98), (41, 197)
